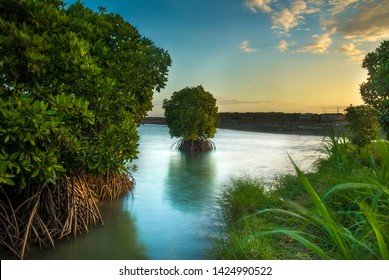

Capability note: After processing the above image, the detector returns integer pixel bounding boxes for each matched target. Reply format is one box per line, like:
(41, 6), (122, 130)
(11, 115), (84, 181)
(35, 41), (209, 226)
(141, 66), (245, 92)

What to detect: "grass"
(213, 136), (389, 260)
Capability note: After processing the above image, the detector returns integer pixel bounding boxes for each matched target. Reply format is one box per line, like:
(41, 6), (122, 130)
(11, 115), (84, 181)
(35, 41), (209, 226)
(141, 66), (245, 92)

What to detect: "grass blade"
(251, 229), (331, 260)
(288, 154), (351, 259)
(359, 202), (389, 259)
(321, 183), (386, 201)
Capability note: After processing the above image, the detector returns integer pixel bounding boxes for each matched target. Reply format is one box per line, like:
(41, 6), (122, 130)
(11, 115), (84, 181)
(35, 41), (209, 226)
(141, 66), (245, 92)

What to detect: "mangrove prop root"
(0, 169), (135, 259)
(173, 137), (216, 152)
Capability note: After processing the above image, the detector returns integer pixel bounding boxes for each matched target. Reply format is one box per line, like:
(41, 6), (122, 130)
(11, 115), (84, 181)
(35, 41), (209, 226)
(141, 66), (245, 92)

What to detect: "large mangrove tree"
(0, 0), (171, 258)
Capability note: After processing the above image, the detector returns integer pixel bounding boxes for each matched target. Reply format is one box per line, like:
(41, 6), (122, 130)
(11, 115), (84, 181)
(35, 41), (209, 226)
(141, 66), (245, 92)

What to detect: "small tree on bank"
(163, 86), (218, 152)
(344, 105), (380, 148)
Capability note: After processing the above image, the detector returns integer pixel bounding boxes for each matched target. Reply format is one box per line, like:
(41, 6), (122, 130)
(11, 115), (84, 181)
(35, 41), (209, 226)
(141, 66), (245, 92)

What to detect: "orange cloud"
(297, 29), (336, 54)
(244, 0), (273, 13)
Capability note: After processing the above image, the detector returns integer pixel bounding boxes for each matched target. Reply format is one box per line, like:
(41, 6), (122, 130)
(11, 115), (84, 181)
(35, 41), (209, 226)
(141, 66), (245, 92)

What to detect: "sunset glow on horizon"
(67, 0), (389, 116)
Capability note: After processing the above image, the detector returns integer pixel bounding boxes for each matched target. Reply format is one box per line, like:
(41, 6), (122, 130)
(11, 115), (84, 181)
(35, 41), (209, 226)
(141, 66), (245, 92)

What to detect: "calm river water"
(30, 124), (324, 260)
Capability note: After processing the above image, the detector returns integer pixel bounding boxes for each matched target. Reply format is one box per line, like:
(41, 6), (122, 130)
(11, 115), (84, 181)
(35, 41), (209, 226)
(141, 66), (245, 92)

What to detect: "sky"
(65, 0), (389, 116)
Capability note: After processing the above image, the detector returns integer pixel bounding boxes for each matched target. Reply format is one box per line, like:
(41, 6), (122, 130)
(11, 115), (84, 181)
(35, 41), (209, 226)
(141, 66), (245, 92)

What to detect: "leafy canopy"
(360, 40), (389, 110)
(163, 86), (218, 141)
(0, 0), (171, 189)
(360, 40), (388, 138)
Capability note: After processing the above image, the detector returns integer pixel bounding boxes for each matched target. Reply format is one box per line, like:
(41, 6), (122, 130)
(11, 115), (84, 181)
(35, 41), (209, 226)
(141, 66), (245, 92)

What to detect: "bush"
(344, 105), (380, 148)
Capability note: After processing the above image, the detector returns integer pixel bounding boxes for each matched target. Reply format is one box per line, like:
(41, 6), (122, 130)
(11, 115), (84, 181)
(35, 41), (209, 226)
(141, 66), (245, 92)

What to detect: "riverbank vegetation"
(0, 0), (171, 259)
(213, 134), (389, 259)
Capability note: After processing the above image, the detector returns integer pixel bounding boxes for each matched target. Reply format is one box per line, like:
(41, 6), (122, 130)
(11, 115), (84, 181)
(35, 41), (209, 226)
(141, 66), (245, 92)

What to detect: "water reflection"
(165, 152), (215, 212)
(29, 197), (148, 260)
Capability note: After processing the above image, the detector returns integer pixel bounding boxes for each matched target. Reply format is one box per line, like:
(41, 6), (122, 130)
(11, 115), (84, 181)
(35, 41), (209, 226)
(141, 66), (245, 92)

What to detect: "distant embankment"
(142, 112), (347, 136)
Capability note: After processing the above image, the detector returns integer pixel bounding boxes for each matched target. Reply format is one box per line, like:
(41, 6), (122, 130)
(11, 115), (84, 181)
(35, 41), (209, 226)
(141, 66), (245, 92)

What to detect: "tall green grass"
(214, 136), (389, 260)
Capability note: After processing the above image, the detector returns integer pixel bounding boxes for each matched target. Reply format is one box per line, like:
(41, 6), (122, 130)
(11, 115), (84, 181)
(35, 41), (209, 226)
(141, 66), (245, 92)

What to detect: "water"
(29, 124), (324, 260)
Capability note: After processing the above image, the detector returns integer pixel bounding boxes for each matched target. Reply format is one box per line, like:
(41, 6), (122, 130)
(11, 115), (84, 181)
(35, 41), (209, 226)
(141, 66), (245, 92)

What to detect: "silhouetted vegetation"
(143, 112), (347, 136)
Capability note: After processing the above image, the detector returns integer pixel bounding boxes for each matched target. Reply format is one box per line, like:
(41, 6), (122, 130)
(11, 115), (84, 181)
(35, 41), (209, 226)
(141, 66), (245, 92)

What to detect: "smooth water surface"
(30, 125), (324, 260)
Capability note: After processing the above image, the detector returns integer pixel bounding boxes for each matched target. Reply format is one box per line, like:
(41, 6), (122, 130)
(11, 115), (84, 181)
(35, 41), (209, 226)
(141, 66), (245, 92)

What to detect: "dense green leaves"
(0, 90), (92, 189)
(0, 0), (171, 189)
(360, 40), (389, 138)
(163, 86), (218, 141)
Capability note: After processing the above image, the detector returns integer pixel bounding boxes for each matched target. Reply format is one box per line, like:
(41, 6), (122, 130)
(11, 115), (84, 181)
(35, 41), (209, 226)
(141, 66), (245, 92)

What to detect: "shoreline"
(142, 116), (347, 137)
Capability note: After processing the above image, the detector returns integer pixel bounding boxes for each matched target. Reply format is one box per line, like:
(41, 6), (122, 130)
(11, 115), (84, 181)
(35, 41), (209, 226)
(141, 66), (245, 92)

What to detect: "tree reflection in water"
(165, 152), (216, 213)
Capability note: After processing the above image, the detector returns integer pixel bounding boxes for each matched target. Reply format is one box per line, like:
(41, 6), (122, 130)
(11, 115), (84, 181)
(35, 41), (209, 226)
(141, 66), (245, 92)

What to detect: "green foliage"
(360, 40), (389, 138)
(214, 178), (294, 260)
(218, 178), (275, 224)
(344, 105), (380, 147)
(214, 138), (389, 260)
(0, 91), (92, 189)
(163, 85), (218, 141)
(0, 0), (171, 189)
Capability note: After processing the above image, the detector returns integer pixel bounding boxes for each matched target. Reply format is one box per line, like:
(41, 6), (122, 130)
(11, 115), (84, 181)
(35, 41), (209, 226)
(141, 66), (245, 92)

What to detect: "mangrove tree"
(163, 85), (218, 152)
(0, 0), (171, 259)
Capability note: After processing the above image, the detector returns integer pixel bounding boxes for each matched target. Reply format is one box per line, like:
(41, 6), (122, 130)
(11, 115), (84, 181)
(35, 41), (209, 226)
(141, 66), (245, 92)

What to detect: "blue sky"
(65, 0), (389, 116)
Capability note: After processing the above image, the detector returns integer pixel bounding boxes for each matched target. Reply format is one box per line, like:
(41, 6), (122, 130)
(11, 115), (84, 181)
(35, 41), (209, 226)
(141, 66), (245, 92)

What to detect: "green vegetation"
(213, 135), (389, 259)
(344, 105), (380, 148)
(163, 85), (218, 152)
(360, 40), (389, 139)
(216, 112), (347, 135)
(0, 0), (171, 258)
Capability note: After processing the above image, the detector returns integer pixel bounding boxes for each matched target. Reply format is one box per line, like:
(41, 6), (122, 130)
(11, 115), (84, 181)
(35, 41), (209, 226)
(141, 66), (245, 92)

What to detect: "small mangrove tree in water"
(163, 86), (218, 152)
(0, 0), (171, 259)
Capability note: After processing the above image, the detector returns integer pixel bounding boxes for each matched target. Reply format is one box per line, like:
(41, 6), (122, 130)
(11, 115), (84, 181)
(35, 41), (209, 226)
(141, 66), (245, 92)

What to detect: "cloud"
(306, 0), (324, 6)
(271, 1), (321, 34)
(239, 41), (258, 53)
(291, 0), (307, 14)
(329, 0), (358, 15)
(291, 0), (319, 14)
(277, 40), (289, 52)
(217, 98), (273, 105)
(297, 29), (336, 54)
(271, 8), (300, 33)
(244, 0), (273, 13)
(216, 97), (302, 107)
(337, 43), (365, 63)
(243, 0), (388, 58)
(332, 1), (389, 42)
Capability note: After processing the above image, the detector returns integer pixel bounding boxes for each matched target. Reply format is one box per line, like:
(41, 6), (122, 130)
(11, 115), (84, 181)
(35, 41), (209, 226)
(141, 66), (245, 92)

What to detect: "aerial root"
(0, 169), (135, 259)
(173, 137), (215, 152)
